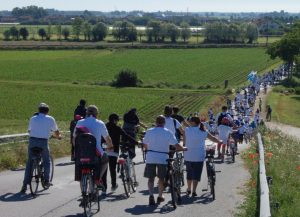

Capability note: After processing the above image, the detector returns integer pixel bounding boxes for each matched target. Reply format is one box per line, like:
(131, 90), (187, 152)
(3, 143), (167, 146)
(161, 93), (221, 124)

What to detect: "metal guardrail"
(257, 133), (271, 217)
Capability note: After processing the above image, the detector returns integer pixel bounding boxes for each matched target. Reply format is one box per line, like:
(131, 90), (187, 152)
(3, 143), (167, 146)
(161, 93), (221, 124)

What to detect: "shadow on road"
(10, 167), (25, 172)
(56, 162), (75, 167)
(0, 192), (33, 202)
(125, 204), (164, 215)
(180, 193), (214, 205)
(64, 214), (85, 217)
(101, 192), (128, 202)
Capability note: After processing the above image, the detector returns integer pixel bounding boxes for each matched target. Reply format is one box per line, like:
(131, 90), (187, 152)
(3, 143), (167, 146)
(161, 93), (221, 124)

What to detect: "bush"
(295, 87), (300, 95)
(112, 69), (141, 87)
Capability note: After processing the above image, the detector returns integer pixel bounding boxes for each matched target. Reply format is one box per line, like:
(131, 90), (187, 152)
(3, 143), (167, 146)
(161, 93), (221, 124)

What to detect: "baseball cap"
(38, 102), (49, 109)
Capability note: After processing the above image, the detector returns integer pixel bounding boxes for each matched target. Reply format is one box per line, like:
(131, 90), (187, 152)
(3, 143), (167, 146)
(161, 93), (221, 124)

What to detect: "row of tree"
(12, 5), (48, 19)
(204, 22), (259, 43)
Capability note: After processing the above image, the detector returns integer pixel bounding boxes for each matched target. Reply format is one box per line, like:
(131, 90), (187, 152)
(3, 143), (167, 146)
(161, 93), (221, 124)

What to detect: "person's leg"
(23, 140), (34, 187)
(192, 162), (204, 195)
(158, 178), (164, 198)
(148, 177), (155, 196)
(109, 156), (118, 187)
(102, 165), (108, 190)
(41, 140), (51, 183)
(185, 161), (192, 193)
(192, 181), (198, 193)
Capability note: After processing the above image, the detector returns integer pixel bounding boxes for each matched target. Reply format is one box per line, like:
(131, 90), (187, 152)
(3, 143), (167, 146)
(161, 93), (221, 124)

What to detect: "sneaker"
(149, 195), (155, 206)
(192, 192), (197, 197)
(111, 183), (118, 191)
(101, 190), (107, 197)
(186, 189), (191, 196)
(43, 182), (51, 189)
(157, 196), (165, 204)
(20, 185), (27, 194)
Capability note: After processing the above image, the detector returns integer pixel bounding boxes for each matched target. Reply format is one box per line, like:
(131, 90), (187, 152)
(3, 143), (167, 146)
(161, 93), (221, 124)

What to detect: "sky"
(0, 0), (300, 13)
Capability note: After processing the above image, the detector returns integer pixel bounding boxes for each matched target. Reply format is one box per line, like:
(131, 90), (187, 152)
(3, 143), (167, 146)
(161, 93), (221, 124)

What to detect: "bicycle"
(75, 133), (100, 217)
(166, 150), (186, 209)
(202, 144), (218, 200)
(117, 143), (138, 198)
(29, 147), (54, 196)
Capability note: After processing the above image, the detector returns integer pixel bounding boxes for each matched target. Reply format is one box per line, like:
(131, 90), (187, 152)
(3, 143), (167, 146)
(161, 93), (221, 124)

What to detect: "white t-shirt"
(218, 125), (233, 145)
(74, 116), (109, 155)
(143, 127), (178, 165)
(184, 127), (208, 162)
(164, 117), (181, 136)
(28, 113), (58, 139)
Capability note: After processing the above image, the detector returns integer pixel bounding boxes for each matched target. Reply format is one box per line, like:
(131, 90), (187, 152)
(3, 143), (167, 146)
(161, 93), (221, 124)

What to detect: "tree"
(62, 27), (70, 40)
(267, 22), (300, 75)
(82, 21), (92, 41)
(92, 22), (107, 41)
(246, 23), (259, 44)
(9, 26), (19, 40)
(72, 17), (83, 40)
(146, 20), (161, 42)
(46, 23), (52, 40)
(166, 23), (180, 43)
(56, 24), (62, 40)
(112, 21), (137, 41)
(112, 69), (141, 87)
(3, 30), (11, 40)
(12, 6), (47, 19)
(38, 28), (47, 40)
(180, 22), (191, 42)
(19, 27), (29, 40)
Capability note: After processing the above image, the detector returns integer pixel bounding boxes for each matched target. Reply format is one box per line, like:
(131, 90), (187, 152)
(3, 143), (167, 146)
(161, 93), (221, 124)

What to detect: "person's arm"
(175, 143), (187, 152)
(53, 130), (62, 140)
(104, 136), (114, 150)
(207, 132), (222, 144)
(120, 127), (138, 144)
(138, 121), (148, 129)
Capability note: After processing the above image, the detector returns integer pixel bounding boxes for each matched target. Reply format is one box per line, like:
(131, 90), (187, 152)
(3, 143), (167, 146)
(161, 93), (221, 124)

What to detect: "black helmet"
(109, 113), (120, 122)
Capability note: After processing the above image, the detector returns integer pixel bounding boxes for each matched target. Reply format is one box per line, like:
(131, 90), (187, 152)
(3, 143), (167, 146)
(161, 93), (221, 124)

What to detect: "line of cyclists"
(20, 65), (286, 209)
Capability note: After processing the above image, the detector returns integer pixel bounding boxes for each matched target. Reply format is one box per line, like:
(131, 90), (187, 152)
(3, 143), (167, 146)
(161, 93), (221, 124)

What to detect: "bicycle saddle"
(31, 147), (43, 155)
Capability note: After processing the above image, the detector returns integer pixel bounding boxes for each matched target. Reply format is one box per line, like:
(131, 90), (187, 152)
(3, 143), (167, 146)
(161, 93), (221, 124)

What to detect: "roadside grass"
(0, 136), (70, 171)
(236, 127), (300, 217)
(267, 91), (300, 128)
(0, 48), (279, 88)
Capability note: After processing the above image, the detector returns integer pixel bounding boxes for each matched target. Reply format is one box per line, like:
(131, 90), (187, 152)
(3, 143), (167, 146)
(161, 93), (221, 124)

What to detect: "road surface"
(0, 142), (250, 217)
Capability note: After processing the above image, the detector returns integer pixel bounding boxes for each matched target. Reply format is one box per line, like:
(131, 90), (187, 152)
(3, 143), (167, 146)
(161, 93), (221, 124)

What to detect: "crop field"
(0, 81), (217, 134)
(0, 48), (280, 88)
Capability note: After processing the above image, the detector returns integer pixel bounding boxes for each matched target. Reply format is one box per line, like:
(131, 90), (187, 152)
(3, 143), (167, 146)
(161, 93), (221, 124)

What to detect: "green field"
(0, 48), (280, 88)
(0, 48), (280, 134)
(0, 80), (216, 134)
(267, 91), (300, 128)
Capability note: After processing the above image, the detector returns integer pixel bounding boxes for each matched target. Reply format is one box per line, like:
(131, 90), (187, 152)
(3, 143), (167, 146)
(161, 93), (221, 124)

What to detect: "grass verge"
(0, 135), (70, 172)
(235, 126), (300, 217)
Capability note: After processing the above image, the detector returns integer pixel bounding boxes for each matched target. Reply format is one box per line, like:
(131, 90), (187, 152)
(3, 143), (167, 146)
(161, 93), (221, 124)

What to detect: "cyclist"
(21, 103), (61, 193)
(143, 115), (186, 206)
(163, 105), (184, 143)
(122, 108), (147, 154)
(73, 105), (113, 192)
(74, 99), (87, 118)
(217, 117), (236, 161)
(102, 113), (138, 193)
(184, 117), (221, 197)
(216, 106), (234, 126)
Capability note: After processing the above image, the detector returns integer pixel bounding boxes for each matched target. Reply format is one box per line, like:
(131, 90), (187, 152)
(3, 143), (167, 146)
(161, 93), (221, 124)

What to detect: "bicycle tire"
(41, 155), (54, 189)
(29, 160), (39, 196)
(121, 165), (130, 197)
(169, 172), (177, 209)
(82, 174), (92, 217)
(210, 176), (215, 200)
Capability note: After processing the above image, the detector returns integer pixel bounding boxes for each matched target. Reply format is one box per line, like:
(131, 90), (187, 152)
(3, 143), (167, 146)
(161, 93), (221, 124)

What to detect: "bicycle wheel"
(130, 162), (137, 192)
(29, 160), (39, 196)
(231, 146), (235, 163)
(82, 174), (92, 217)
(41, 155), (54, 189)
(210, 175), (215, 200)
(169, 172), (177, 209)
(174, 172), (182, 204)
(121, 165), (130, 197)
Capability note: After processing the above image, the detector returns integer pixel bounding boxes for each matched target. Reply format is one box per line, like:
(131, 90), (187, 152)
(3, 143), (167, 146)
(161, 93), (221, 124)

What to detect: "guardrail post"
(257, 133), (272, 217)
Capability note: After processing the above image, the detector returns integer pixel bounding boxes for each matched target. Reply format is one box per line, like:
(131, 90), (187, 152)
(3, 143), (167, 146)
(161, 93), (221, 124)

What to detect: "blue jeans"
(23, 137), (50, 185)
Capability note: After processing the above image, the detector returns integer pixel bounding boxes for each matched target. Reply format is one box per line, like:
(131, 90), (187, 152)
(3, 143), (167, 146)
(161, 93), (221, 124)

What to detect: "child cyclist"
(217, 117), (238, 162)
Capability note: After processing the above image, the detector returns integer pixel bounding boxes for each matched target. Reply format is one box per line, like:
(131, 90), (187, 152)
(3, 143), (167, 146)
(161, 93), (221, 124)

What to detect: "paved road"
(0, 141), (250, 217)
